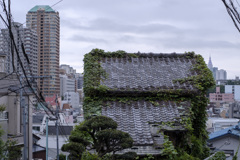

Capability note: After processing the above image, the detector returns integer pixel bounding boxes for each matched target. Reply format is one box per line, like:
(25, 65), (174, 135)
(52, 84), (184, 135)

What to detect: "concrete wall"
(225, 85), (240, 101)
(225, 85), (232, 94)
(209, 93), (234, 102)
(4, 94), (21, 135)
(235, 86), (240, 101)
(63, 92), (79, 108)
(60, 75), (75, 97)
(0, 93), (34, 159)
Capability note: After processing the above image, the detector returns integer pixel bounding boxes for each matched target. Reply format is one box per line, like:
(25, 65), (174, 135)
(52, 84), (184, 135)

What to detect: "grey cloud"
(11, 0), (240, 78)
(69, 35), (107, 43)
(162, 39), (240, 49)
(62, 18), (180, 35)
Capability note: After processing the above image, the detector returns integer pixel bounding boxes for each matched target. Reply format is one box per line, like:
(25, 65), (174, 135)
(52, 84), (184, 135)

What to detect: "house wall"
(230, 102), (240, 118)
(209, 93), (234, 102)
(6, 94), (21, 136)
(0, 94), (34, 159)
(63, 92), (79, 108)
(235, 86), (240, 101)
(225, 85), (240, 101)
(210, 135), (239, 160)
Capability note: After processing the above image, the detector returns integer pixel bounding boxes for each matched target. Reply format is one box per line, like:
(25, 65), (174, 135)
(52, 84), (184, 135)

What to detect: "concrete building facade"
(60, 64), (76, 75)
(209, 87), (234, 102)
(62, 92), (80, 108)
(216, 69), (227, 80)
(207, 56), (227, 80)
(26, 5), (60, 97)
(60, 75), (75, 97)
(229, 102), (240, 118)
(76, 73), (83, 89)
(0, 22), (38, 75)
(225, 85), (240, 101)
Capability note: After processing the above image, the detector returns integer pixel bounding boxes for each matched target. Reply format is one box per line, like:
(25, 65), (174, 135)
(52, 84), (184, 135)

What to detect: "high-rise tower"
(26, 5), (60, 97)
(0, 22), (38, 75)
(207, 56), (213, 72)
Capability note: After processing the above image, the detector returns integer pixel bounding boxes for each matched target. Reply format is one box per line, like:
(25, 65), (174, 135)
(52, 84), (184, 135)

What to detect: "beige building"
(209, 87), (234, 102)
(0, 72), (34, 159)
(26, 5), (60, 97)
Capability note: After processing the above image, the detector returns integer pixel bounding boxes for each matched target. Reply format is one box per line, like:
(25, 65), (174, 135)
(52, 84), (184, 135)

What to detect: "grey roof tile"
(100, 56), (196, 92)
(102, 100), (191, 145)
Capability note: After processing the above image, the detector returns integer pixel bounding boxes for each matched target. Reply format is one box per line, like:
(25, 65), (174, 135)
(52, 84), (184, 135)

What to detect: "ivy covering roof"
(102, 100), (191, 146)
(101, 54), (197, 93)
(28, 5), (55, 12)
(83, 49), (215, 156)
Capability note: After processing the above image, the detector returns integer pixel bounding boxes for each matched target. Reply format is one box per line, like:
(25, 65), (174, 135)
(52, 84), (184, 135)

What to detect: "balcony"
(0, 111), (8, 119)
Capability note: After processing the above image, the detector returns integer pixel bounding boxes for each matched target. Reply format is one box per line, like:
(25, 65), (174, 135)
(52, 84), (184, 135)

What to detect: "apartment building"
(26, 5), (60, 97)
(0, 22), (38, 75)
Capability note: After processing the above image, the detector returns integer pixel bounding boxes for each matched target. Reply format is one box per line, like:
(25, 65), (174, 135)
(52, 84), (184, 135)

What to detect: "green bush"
(208, 152), (226, 160)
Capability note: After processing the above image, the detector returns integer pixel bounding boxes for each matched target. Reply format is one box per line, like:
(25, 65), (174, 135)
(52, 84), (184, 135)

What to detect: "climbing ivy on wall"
(83, 49), (215, 159)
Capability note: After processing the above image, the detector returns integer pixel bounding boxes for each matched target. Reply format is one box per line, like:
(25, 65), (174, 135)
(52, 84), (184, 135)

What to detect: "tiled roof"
(33, 114), (45, 124)
(102, 100), (191, 145)
(29, 5), (55, 12)
(33, 144), (45, 152)
(48, 126), (73, 135)
(100, 54), (197, 93)
(84, 51), (207, 154)
(209, 123), (240, 141)
(0, 52), (6, 56)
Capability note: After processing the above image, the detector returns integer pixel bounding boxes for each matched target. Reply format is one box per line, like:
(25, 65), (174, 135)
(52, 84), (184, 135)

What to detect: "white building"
(0, 22), (38, 76)
(216, 69), (227, 80)
(225, 85), (240, 101)
(62, 92), (80, 109)
(60, 75), (75, 97)
(207, 118), (239, 133)
(60, 64), (76, 75)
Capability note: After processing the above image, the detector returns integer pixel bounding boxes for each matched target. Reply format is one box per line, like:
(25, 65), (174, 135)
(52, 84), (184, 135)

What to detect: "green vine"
(162, 135), (178, 160)
(83, 50), (215, 159)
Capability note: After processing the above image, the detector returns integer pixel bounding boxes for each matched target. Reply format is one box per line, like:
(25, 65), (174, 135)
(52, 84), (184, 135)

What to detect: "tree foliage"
(208, 152), (226, 160)
(62, 116), (133, 159)
(0, 104), (6, 112)
(0, 126), (21, 159)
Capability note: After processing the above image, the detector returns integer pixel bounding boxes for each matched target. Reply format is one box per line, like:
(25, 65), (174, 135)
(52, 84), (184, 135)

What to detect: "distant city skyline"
(208, 56), (228, 80)
(10, 0), (240, 79)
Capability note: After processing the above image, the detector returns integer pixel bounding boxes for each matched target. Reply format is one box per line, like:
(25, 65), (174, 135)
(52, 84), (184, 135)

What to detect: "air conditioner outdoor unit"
(3, 111), (8, 119)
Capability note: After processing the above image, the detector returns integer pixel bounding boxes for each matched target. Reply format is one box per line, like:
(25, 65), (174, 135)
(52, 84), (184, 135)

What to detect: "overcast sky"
(10, 0), (240, 78)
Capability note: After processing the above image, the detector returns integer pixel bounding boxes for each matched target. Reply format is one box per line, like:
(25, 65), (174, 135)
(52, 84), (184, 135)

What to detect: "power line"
(0, 71), (14, 81)
(21, 0), (64, 26)
(1, 18), (55, 115)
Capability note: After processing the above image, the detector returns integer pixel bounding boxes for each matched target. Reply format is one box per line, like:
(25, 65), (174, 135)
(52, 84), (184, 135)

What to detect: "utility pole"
(46, 116), (49, 160)
(56, 95), (60, 160)
(20, 75), (51, 160)
(20, 76), (27, 160)
(49, 95), (60, 160)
